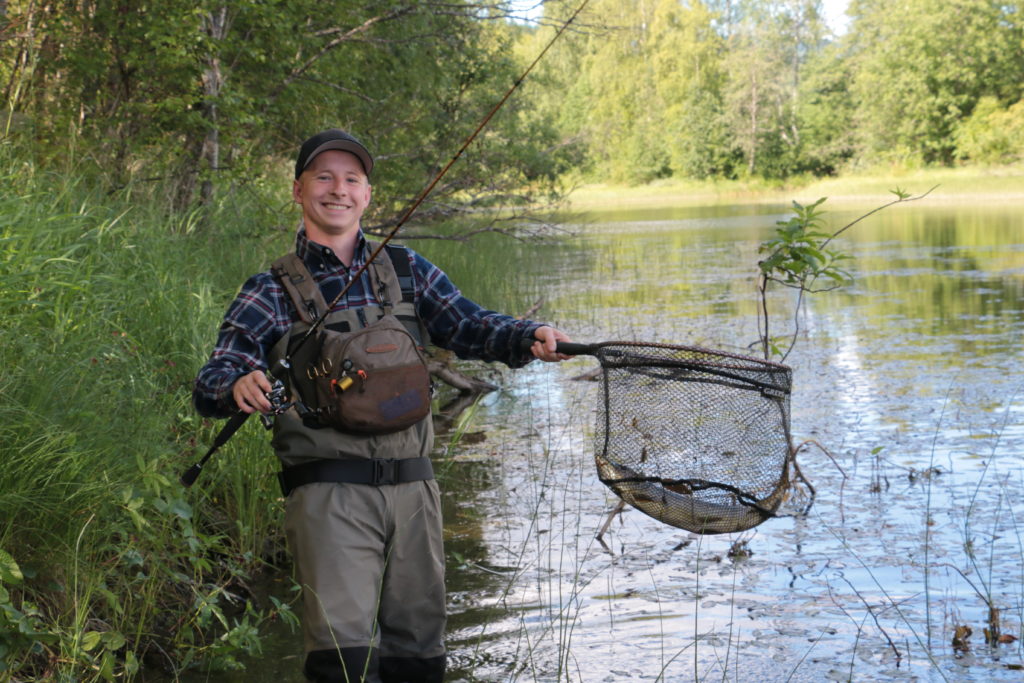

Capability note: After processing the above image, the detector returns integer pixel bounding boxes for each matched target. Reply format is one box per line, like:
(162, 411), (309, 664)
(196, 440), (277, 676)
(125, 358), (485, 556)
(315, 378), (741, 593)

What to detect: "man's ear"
(292, 179), (302, 204)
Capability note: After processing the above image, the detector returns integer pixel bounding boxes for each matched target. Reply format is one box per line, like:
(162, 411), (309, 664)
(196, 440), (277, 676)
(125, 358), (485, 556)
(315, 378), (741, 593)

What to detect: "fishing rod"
(181, 0), (592, 487)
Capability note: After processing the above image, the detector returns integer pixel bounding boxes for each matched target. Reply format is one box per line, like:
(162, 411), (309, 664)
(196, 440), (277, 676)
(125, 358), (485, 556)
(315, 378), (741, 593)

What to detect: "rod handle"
(180, 462), (203, 488)
(180, 410), (252, 487)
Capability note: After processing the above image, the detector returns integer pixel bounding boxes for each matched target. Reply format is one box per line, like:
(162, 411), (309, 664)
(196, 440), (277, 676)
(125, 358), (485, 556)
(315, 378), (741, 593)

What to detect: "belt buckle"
(372, 459), (398, 486)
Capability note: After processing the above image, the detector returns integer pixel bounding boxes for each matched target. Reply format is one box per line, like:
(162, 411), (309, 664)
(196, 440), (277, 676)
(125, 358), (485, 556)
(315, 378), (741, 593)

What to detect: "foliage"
(954, 97), (1024, 165)
(0, 0), (567, 221)
(513, 0), (1024, 182)
(757, 197), (851, 359)
(756, 186), (933, 361)
(793, 41), (856, 175)
(847, 0), (1024, 166)
(0, 149), (300, 680)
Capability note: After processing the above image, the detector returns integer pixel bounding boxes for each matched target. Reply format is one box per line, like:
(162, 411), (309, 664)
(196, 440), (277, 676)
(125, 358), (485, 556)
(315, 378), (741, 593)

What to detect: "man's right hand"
(232, 370), (274, 414)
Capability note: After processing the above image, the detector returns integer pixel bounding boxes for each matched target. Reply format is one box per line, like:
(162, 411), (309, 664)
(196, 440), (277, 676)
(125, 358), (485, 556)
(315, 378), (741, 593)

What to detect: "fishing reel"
(259, 379), (298, 429)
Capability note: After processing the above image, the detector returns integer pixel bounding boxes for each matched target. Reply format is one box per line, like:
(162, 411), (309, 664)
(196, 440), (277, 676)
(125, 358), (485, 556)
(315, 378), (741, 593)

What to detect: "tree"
(794, 40), (855, 175)
(1, 0), (568, 221)
(649, 0), (734, 179)
(954, 96), (1024, 165)
(721, 0), (828, 178)
(847, 0), (1024, 165)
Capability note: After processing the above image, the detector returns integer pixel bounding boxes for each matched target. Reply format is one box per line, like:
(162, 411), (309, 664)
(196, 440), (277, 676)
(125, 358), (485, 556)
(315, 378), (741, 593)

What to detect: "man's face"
(293, 150), (372, 241)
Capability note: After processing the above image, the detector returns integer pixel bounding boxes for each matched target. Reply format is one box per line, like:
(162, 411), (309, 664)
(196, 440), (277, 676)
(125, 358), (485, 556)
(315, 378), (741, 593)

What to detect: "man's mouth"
(323, 202), (351, 210)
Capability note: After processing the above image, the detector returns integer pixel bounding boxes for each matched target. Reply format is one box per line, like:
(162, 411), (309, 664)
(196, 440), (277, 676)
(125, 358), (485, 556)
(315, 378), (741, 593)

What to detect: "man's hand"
(530, 326), (573, 363)
(232, 370), (274, 414)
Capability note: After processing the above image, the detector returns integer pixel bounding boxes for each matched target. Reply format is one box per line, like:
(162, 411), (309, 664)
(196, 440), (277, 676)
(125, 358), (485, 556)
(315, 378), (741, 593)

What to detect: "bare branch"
(822, 185), (939, 249)
(272, 6), (418, 97)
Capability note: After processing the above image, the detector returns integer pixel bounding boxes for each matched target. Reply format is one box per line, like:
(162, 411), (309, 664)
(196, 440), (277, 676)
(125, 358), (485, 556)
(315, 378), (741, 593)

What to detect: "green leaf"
(100, 649), (115, 680)
(102, 630), (126, 650)
(125, 650), (140, 675)
(82, 630), (103, 652)
(168, 497), (193, 521)
(0, 549), (23, 585)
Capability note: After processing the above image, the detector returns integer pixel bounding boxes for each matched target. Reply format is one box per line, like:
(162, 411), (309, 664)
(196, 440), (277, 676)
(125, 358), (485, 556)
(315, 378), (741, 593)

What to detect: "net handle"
(519, 339), (597, 356)
(518, 338), (790, 396)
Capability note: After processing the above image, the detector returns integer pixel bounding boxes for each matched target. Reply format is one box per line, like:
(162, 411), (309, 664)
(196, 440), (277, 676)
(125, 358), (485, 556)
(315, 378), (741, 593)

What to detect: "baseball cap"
(295, 129), (374, 178)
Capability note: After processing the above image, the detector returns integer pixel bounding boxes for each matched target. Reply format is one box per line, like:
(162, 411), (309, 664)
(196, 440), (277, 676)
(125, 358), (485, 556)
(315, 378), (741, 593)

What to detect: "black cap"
(294, 129), (374, 178)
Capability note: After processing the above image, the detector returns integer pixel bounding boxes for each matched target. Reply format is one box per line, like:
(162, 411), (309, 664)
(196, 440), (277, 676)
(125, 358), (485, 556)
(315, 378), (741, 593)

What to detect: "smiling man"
(193, 129), (571, 683)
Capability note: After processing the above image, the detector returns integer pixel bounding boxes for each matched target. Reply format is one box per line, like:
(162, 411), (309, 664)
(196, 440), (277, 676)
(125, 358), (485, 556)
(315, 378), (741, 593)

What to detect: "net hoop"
(588, 342), (798, 535)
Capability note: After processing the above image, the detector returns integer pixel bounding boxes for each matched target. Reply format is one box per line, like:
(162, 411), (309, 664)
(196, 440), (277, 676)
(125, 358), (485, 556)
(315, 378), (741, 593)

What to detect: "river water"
(201, 197), (1024, 682)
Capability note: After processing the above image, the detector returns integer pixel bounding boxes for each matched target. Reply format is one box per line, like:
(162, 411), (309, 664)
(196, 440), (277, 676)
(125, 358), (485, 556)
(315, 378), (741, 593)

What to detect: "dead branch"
(272, 6), (417, 97)
(427, 359), (497, 395)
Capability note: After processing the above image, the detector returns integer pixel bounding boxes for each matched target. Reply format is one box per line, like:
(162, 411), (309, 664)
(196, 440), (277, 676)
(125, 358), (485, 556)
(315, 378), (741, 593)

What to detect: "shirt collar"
(294, 222), (367, 269)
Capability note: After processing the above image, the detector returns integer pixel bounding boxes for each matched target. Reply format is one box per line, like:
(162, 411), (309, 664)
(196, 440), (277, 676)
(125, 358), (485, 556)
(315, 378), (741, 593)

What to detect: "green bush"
(955, 97), (1024, 165)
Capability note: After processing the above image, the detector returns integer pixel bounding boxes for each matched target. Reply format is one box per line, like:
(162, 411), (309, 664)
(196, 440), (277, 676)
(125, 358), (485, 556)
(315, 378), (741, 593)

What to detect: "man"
(193, 129), (571, 682)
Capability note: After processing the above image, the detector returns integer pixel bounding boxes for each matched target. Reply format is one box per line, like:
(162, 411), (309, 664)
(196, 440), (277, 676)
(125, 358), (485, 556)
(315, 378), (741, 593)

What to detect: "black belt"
(278, 457), (435, 496)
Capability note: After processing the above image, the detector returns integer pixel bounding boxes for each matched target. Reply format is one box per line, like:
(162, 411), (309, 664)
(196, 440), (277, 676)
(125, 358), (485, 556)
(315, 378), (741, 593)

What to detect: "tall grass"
(0, 146), (298, 679)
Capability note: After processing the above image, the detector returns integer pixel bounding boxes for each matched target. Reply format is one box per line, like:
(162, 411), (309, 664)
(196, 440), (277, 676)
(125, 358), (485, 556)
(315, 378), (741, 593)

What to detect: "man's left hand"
(530, 326), (573, 362)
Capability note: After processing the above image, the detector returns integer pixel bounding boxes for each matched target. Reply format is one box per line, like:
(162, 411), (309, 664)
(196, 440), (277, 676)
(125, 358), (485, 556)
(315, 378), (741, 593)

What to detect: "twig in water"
(837, 574), (903, 667)
(827, 579), (872, 681)
(516, 297), (545, 320)
(596, 499), (626, 548)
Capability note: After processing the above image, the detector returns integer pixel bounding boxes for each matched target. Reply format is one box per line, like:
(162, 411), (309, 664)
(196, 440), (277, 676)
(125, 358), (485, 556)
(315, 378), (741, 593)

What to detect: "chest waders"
(268, 241), (436, 495)
(271, 243), (447, 683)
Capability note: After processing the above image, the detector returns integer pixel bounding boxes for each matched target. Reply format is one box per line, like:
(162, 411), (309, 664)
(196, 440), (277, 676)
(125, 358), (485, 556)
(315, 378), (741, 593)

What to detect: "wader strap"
(384, 244), (416, 304)
(278, 457), (435, 496)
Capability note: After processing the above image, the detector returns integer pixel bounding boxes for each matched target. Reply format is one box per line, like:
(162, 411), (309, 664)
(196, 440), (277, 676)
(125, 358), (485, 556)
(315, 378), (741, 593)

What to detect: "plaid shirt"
(193, 226), (543, 418)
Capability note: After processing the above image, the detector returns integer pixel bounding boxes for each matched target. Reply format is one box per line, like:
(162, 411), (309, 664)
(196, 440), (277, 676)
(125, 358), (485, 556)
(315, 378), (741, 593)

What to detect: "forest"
(1, 0), (1022, 680)
(4, 0), (1022, 214)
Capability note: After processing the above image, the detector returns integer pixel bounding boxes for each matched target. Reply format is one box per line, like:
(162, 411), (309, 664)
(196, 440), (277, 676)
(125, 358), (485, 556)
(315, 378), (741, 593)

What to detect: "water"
(197, 199), (1024, 681)
(436, 200), (1024, 682)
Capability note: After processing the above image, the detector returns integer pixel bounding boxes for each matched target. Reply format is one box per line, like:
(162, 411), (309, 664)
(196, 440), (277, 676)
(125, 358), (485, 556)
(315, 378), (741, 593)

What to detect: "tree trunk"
(199, 7), (229, 206)
(748, 76), (759, 175)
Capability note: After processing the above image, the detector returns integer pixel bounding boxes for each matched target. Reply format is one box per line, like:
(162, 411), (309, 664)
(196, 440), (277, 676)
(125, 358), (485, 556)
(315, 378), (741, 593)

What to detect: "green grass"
(0, 148), (298, 680)
(563, 162), (1024, 210)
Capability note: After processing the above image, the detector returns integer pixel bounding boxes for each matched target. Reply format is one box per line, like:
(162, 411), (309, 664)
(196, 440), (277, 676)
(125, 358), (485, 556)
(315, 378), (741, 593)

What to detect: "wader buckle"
(371, 458), (398, 486)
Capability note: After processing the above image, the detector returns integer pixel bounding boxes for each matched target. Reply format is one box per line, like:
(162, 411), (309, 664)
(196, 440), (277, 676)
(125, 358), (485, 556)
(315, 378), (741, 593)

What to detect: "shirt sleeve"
(192, 272), (287, 418)
(408, 249), (545, 368)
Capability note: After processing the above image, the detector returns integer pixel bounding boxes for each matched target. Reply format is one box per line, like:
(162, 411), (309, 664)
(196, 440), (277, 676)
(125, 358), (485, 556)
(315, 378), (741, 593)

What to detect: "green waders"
(269, 246), (446, 683)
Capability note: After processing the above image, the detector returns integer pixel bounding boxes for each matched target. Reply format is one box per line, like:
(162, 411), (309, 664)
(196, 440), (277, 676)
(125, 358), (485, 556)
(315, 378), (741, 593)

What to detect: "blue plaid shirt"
(193, 226), (543, 418)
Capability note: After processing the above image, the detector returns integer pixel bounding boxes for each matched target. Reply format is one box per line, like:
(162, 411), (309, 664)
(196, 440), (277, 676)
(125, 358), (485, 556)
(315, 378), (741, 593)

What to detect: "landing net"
(589, 342), (802, 534)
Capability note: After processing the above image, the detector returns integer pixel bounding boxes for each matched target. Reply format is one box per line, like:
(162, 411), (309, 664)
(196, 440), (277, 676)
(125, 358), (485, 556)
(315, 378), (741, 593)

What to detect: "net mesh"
(590, 342), (796, 535)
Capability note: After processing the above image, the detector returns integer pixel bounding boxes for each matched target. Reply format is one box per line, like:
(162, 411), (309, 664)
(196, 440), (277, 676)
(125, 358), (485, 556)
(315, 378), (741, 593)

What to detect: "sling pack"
(270, 242), (432, 435)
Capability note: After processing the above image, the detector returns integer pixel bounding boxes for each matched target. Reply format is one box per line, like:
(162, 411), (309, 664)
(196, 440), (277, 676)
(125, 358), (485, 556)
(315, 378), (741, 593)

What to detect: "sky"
(509, 0), (852, 35)
(821, 0), (851, 34)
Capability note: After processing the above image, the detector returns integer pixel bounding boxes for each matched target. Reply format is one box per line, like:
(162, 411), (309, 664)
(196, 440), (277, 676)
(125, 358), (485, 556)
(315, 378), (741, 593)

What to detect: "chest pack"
(268, 242), (432, 435)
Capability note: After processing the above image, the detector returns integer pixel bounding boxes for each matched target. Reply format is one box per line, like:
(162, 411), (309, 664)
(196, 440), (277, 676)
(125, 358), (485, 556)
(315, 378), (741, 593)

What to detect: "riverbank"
(564, 163), (1024, 210)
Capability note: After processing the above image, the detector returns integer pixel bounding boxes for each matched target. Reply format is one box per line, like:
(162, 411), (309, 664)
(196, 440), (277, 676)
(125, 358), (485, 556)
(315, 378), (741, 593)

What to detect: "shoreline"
(562, 163), (1024, 210)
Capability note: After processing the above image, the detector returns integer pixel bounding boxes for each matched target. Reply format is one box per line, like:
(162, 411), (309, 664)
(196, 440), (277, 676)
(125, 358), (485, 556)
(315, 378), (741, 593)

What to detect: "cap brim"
(302, 140), (373, 176)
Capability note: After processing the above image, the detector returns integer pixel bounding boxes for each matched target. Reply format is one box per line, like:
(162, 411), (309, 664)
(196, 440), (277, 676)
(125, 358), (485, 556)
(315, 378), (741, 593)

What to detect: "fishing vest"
(267, 242), (435, 469)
